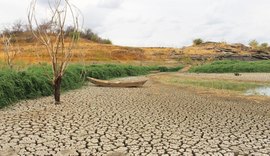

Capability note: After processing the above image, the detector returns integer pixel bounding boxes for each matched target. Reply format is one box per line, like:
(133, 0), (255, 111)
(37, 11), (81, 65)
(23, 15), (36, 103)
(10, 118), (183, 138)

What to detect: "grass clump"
(190, 60), (270, 73)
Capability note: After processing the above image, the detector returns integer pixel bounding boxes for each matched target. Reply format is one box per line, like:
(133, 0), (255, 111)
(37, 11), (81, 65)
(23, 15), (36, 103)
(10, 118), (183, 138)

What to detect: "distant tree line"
(1, 20), (112, 44)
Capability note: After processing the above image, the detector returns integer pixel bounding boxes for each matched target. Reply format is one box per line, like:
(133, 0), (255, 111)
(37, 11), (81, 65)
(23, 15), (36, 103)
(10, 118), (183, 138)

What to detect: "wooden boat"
(87, 77), (148, 87)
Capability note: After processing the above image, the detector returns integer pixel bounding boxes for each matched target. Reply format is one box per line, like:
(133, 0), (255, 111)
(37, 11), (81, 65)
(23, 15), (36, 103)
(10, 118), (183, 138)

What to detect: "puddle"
(246, 86), (270, 96)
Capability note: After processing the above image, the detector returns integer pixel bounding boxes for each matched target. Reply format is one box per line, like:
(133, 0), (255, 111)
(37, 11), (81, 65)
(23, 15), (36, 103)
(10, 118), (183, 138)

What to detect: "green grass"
(0, 64), (183, 109)
(190, 60), (270, 73)
(167, 77), (264, 92)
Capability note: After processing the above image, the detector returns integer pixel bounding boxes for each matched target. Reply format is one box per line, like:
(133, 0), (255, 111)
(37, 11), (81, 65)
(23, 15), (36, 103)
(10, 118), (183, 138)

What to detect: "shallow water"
(246, 86), (270, 96)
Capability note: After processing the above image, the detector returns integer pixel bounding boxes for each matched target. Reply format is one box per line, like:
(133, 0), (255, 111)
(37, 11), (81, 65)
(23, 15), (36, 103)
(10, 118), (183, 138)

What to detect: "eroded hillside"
(1, 37), (270, 66)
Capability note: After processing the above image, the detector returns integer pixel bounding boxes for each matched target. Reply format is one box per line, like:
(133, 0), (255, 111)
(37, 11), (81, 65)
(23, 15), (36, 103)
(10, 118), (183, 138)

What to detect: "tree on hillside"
(81, 28), (112, 44)
(260, 43), (269, 51)
(193, 38), (204, 46)
(11, 20), (25, 34)
(261, 43), (268, 48)
(28, 0), (82, 104)
(249, 40), (259, 49)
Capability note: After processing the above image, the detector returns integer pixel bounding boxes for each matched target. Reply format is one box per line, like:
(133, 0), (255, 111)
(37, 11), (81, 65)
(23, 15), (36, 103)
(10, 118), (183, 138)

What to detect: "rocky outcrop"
(169, 42), (270, 61)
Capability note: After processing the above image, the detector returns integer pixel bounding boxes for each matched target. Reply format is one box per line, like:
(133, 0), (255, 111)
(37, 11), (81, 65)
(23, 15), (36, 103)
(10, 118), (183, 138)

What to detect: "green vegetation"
(260, 43), (269, 49)
(167, 77), (263, 92)
(190, 60), (270, 73)
(0, 64), (183, 108)
(193, 38), (204, 46)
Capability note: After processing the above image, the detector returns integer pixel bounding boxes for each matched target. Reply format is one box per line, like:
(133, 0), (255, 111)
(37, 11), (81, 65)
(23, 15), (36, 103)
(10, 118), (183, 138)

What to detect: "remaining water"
(246, 86), (270, 96)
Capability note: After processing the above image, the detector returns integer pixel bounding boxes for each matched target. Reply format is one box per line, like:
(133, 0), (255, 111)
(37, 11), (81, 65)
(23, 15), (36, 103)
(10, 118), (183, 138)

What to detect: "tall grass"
(0, 64), (182, 108)
(190, 60), (270, 73)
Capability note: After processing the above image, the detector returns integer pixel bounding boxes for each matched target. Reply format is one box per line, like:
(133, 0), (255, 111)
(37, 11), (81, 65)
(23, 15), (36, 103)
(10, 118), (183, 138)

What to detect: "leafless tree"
(12, 20), (25, 34)
(1, 32), (20, 69)
(28, 0), (82, 104)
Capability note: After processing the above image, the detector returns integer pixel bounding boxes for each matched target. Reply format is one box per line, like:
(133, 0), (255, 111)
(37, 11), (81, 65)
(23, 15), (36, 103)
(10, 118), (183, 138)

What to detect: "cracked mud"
(0, 78), (270, 155)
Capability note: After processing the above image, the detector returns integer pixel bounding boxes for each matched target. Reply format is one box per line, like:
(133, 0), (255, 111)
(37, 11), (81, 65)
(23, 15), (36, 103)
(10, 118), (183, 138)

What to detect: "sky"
(0, 0), (270, 47)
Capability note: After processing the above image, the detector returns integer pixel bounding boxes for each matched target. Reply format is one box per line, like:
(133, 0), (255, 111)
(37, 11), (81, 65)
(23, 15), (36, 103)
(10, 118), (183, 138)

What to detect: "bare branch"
(1, 32), (21, 69)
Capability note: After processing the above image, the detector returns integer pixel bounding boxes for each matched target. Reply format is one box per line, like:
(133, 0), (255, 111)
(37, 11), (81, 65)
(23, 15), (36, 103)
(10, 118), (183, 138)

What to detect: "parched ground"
(0, 76), (270, 156)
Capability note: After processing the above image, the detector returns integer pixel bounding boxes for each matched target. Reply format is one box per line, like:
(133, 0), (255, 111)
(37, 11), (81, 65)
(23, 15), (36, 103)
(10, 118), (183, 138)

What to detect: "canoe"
(87, 77), (148, 87)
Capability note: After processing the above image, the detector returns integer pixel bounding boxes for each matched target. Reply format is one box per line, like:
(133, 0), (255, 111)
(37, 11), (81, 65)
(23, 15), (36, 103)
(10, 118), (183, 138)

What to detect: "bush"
(261, 43), (268, 48)
(80, 28), (112, 44)
(193, 38), (204, 46)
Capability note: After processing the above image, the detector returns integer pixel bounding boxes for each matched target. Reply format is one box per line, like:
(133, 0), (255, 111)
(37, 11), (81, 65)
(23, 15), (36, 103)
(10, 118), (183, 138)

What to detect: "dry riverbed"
(0, 74), (270, 155)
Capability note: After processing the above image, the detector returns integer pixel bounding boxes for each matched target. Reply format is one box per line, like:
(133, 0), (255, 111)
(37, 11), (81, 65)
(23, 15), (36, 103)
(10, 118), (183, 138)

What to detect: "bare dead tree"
(12, 20), (25, 34)
(28, 0), (82, 104)
(1, 32), (20, 69)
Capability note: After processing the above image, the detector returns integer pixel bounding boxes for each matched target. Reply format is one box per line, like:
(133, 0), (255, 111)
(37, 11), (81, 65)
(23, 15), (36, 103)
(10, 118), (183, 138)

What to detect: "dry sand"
(0, 76), (270, 155)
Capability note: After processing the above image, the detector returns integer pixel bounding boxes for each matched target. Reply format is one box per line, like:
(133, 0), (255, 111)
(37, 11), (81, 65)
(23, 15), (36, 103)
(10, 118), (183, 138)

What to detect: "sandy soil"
(0, 76), (270, 155)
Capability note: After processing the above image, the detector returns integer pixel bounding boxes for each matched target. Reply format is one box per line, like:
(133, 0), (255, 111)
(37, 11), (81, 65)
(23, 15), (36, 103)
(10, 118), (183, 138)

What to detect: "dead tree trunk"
(53, 76), (62, 103)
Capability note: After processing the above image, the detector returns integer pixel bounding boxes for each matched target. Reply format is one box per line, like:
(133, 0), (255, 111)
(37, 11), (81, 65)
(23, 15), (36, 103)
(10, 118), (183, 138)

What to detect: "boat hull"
(87, 77), (147, 87)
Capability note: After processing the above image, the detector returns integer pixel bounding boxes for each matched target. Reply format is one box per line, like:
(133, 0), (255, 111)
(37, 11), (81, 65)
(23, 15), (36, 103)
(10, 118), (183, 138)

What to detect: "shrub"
(260, 43), (269, 51)
(79, 28), (112, 44)
(193, 38), (204, 46)
(261, 43), (268, 48)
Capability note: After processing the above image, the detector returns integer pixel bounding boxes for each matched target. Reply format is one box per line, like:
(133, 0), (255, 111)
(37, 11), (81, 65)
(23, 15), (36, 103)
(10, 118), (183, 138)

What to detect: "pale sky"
(0, 0), (270, 47)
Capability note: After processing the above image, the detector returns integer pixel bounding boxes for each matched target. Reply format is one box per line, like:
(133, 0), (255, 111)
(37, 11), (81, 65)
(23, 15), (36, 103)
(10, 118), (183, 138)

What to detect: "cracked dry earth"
(1, 79), (270, 156)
